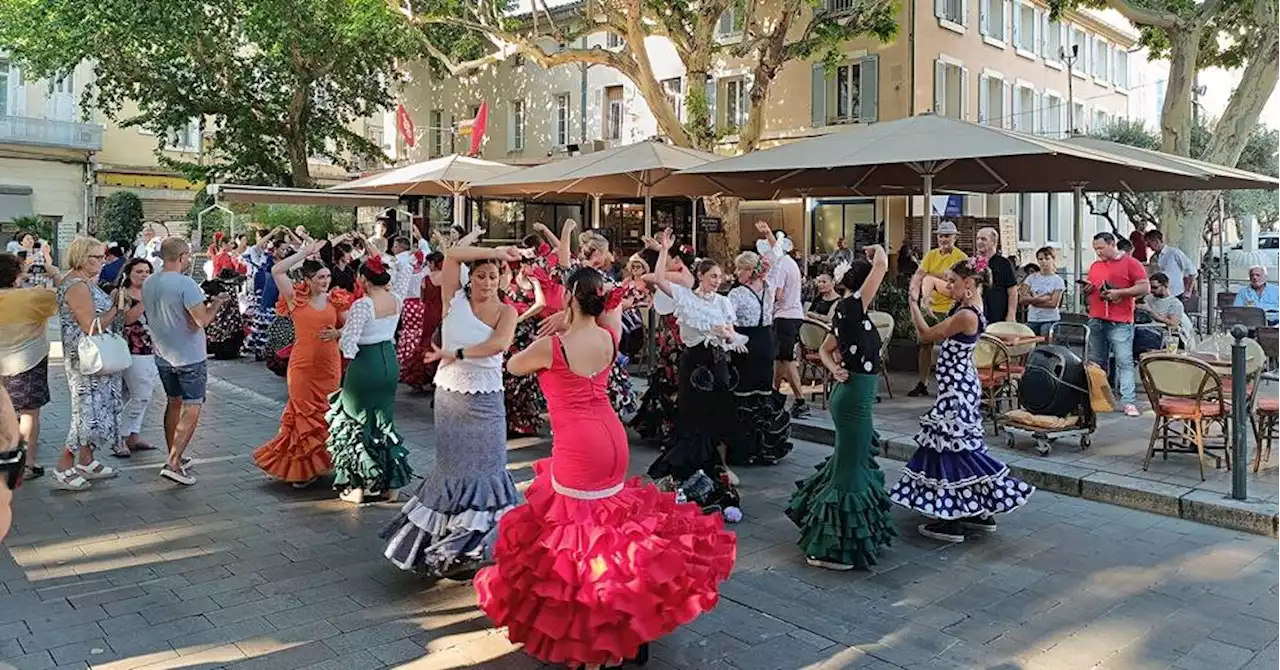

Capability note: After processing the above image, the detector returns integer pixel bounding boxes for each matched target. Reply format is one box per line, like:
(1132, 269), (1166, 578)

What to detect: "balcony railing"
(0, 115), (104, 151)
(822, 0), (859, 12)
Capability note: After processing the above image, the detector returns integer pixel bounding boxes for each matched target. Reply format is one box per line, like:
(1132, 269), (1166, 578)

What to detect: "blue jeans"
(1087, 318), (1136, 405)
(1027, 321), (1058, 337)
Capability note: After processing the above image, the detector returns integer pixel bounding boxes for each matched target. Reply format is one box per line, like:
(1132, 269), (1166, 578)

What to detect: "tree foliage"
(98, 191), (146, 245)
(0, 0), (423, 187)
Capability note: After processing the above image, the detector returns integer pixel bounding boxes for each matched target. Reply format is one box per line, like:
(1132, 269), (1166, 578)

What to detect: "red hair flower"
(328, 288), (354, 311)
(604, 286), (626, 311)
(364, 254), (386, 274)
(413, 249), (425, 266)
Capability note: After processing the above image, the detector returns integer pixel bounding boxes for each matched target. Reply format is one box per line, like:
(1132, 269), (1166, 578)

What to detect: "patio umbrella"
(338, 154), (521, 229)
(1061, 136), (1280, 191)
(677, 113), (1277, 286)
(466, 140), (803, 243)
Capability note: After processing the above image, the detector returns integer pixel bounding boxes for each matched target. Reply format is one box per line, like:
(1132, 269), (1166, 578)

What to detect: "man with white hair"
(975, 227), (1018, 323)
(1234, 265), (1279, 325)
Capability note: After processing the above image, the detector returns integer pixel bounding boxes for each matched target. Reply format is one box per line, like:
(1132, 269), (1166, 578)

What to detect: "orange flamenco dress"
(252, 287), (352, 483)
(475, 330), (736, 667)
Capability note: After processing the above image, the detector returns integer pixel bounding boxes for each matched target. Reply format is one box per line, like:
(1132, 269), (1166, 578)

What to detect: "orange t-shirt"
(1086, 254), (1146, 323)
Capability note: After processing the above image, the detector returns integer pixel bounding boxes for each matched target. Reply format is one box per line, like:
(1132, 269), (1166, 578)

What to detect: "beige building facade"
(400, 0), (1150, 270)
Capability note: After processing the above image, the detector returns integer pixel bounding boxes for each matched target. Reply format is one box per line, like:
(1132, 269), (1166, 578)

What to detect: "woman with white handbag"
(54, 236), (126, 491)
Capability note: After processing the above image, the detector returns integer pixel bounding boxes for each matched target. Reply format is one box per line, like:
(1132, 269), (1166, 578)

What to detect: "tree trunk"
(703, 195), (741, 266)
(285, 82), (315, 188)
(1164, 24), (1279, 259)
(1156, 25), (1200, 252)
(683, 68), (716, 152)
(625, 28), (695, 149)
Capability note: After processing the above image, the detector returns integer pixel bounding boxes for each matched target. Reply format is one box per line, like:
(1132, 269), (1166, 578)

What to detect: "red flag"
(469, 101), (488, 157)
(396, 104), (416, 148)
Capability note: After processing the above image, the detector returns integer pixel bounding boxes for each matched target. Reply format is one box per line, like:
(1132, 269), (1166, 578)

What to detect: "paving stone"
(222, 640), (336, 670)
(1175, 639), (1258, 670)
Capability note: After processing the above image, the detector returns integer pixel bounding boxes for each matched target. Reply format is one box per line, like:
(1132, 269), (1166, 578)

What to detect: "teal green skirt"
(785, 373), (896, 568)
(326, 341), (413, 492)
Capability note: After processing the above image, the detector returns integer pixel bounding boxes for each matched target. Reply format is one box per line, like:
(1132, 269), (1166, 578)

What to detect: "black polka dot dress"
(888, 305), (1035, 519)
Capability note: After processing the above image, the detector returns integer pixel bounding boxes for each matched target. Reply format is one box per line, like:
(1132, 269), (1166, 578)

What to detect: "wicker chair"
(1139, 354), (1231, 481)
(868, 310), (894, 399)
(797, 318), (833, 409)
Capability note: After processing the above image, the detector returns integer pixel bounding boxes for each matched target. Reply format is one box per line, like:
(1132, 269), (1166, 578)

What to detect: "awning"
(208, 184), (401, 207)
(0, 185), (35, 223)
(338, 154), (520, 196)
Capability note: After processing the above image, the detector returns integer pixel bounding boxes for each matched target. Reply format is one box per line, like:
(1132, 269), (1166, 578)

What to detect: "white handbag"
(77, 318), (131, 376)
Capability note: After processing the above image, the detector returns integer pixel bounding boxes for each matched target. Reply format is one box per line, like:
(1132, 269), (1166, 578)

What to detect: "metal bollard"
(1231, 324), (1249, 500)
(645, 308), (658, 378)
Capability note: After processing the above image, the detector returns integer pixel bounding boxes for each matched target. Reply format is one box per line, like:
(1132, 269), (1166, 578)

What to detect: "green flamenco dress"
(327, 340), (414, 494)
(785, 373), (896, 568)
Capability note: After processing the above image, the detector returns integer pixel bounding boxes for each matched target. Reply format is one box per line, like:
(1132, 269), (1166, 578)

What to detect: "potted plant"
(874, 278), (920, 372)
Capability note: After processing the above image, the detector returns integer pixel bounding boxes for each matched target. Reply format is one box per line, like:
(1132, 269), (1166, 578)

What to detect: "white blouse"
(433, 289), (503, 394)
(669, 285), (747, 350)
(339, 296), (402, 360)
(728, 283), (774, 328)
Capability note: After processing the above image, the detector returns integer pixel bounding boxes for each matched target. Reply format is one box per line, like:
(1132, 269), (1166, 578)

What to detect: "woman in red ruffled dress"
(475, 266), (736, 669)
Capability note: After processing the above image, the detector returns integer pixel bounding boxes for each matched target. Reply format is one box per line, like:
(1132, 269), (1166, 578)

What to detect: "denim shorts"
(155, 358), (207, 403)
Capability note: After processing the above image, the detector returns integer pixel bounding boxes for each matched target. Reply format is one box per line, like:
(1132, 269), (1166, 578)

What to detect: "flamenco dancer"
(503, 253), (547, 437)
(242, 228), (293, 359)
(475, 267), (736, 669)
(391, 236), (430, 386)
(326, 254), (413, 504)
(891, 257), (1035, 542)
(251, 240), (350, 488)
(381, 238), (521, 577)
(203, 269), (246, 360)
(645, 229), (746, 507)
(631, 241), (694, 449)
(786, 248), (896, 570)
(725, 250), (793, 466)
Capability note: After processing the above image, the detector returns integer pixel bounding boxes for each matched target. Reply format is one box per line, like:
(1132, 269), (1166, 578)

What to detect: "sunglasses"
(0, 441), (27, 491)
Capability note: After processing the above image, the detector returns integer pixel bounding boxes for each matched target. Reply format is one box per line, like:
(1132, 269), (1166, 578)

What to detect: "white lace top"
(728, 283), (774, 328)
(669, 285), (747, 350)
(433, 288), (504, 394)
(339, 296), (402, 359)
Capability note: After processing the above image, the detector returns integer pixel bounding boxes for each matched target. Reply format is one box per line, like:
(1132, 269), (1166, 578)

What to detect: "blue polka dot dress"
(889, 305), (1034, 520)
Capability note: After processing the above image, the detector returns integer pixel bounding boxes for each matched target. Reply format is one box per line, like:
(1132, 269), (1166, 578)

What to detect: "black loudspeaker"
(1019, 344), (1088, 418)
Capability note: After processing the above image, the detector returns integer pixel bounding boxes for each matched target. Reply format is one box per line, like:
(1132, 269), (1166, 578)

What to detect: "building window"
(938, 0), (964, 25)
(1094, 39), (1110, 82)
(1015, 3), (1036, 52)
(833, 62), (861, 122)
(167, 119), (200, 151)
(980, 0), (1005, 42)
(934, 60), (966, 119)
(1072, 101), (1086, 133)
(1113, 48), (1129, 88)
(1013, 85), (1034, 132)
(1093, 108), (1109, 131)
(1043, 18), (1063, 60)
(1018, 193), (1033, 242)
(428, 109), (443, 157)
(1046, 194), (1060, 242)
(812, 199), (878, 255)
(978, 74), (1006, 127)
(0, 61), (10, 117)
(1042, 94), (1064, 137)
(716, 7), (744, 38)
(509, 100), (525, 151)
(606, 32), (624, 49)
(604, 85), (623, 140)
(723, 77), (747, 132)
(1070, 28), (1087, 75)
(554, 93), (570, 147)
(662, 77), (684, 121)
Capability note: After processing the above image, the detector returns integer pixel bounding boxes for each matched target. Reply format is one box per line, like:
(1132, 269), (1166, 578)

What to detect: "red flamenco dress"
(401, 273), (443, 389)
(475, 328), (736, 667)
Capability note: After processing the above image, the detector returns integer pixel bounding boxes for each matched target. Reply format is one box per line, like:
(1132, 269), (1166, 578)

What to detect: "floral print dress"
(57, 277), (123, 450)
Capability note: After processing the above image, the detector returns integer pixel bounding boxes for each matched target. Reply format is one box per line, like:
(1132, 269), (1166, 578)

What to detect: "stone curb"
(792, 419), (1279, 538)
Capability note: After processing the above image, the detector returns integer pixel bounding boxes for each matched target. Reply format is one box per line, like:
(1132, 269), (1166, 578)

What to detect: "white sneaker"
(339, 488), (364, 504)
(53, 468), (91, 491)
(159, 464), (196, 486)
(806, 557), (855, 571)
(75, 460), (117, 480)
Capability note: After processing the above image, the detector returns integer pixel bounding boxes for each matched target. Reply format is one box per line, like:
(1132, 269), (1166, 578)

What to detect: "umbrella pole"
(690, 196), (698, 254)
(644, 194), (652, 240)
(453, 193), (466, 231)
(593, 194), (601, 229)
(1071, 184), (1085, 310)
(922, 173), (934, 253)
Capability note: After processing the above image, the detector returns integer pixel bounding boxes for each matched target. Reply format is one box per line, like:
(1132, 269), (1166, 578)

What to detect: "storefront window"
(811, 199), (878, 255)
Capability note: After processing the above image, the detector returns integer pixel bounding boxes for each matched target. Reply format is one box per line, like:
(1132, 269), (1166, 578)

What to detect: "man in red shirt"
(1082, 231), (1149, 417)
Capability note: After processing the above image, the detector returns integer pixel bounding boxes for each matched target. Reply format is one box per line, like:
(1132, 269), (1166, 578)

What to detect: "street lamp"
(1060, 44), (1080, 138)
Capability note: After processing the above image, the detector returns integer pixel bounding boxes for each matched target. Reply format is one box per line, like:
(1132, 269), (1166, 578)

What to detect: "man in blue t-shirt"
(142, 238), (231, 486)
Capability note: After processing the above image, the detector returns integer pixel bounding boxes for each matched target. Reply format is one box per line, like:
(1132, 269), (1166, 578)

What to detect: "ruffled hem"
(914, 402), (987, 453)
(251, 409), (332, 483)
(727, 392), (793, 465)
(785, 457), (895, 569)
(475, 460), (736, 666)
(325, 393), (413, 492)
(380, 471), (520, 577)
(890, 452), (1035, 520)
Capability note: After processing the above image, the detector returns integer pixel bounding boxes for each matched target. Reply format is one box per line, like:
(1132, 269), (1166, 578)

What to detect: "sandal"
(52, 468), (91, 491)
(24, 465), (44, 481)
(110, 444), (132, 458)
(76, 459), (118, 480)
(126, 438), (156, 451)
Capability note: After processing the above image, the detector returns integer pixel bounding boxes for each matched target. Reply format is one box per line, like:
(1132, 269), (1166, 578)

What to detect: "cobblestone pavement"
(1, 359), (1276, 670)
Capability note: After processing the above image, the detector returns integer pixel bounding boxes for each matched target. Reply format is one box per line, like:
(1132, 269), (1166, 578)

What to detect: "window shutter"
(11, 66), (24, 116)
(1012, 3), (1021, 48)
(978, 74), (989, 124)
(934, 59), (946, 115)
(935, 0), (944, 19)
(1002, 80), (1013, 129)
(980, 0), (989, 35)
(1037, 11), (1047, 57)
(811, 63), (827, 127)
(1060, 23), (1068, 61)
(1011, 87), (1022, 130)
(1033, 9), (1043, 55)
(960, 66), (970, 121)
(962, 0), (969, 27)
(705, 78), (717, 130)
(1034, 91), (1044, 135)
(859, 55), (879, 122)
(1086, 34), (1095, 75)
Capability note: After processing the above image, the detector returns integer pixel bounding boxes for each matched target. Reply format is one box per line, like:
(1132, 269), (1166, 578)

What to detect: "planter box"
(886, 340), (919, 373)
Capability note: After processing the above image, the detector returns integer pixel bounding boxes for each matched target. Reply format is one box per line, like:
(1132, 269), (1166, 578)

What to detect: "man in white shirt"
(1144, 229), (1196, 304)
(756, 222), (809, 418)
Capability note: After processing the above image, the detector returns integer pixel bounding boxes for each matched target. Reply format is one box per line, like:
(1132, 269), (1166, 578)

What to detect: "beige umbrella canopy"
(466, 140), (793, 200)
(1061, 136), (1280, 191)
(338, 154), (520, 196)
